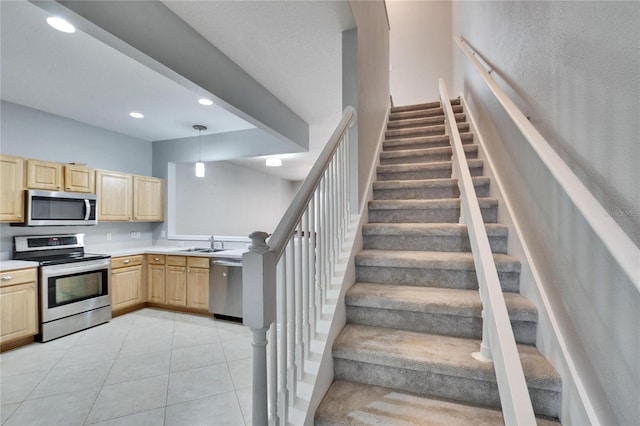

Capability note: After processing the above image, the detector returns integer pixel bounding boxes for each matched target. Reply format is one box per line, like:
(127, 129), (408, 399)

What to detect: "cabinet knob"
(1, 275), (13, 281)
(160, 267), (164, 271)
(154, 257), (159, 261)
(31, 284), (36, 288)
(17, 215), (21, 218)
(123, 260), (131, 264)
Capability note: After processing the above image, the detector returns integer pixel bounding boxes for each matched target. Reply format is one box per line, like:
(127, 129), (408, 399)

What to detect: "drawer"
(166, 255), (186, 267)
(146, 254), (166, 265)
(111, 255), (143, 269)
(0, 268), (37, 288)
(187, 257), (210, 269)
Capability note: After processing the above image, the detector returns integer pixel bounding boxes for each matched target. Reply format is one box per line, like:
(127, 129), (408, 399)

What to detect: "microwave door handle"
(84, 199), (91, 220)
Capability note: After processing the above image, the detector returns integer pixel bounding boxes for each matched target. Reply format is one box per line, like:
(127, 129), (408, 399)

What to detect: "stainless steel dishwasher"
(209, 258), (243, 320)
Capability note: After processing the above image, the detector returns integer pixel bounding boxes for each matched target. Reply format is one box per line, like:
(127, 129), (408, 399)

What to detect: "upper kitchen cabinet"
(96, 170), (133, 221)
(26, 159), (62, 191)
(133, 176), (164, 222)
(64, 164), (95, 193)
(0, 154), (25, 222)
(96, 170), (164, 222)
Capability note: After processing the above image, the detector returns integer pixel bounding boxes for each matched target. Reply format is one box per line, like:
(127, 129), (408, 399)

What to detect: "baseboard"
(0, 335), (35, 353)
(460, 94), (599, 425)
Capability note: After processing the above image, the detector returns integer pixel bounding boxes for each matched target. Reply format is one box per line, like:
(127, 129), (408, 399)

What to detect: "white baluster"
(268, 323), (278, 425)
(295, 221), (304, 379)
(277, 256), (288, 425)
(302, 209), (310, 358)
(287, 239), (296, 406)
(310, 191), (318, 340)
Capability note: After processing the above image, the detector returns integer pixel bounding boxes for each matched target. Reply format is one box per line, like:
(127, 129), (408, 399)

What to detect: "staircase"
(315, 100), (562, 425)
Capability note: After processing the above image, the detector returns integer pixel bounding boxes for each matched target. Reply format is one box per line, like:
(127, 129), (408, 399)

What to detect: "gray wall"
(348, 0), (391, 203)
(174, 161), (298, 237)
(452, 2), (639, 424)
(0, 101), (154, 252)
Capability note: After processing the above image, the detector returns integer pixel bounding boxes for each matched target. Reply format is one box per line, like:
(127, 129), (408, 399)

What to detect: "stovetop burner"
(13, 233), (110, 266)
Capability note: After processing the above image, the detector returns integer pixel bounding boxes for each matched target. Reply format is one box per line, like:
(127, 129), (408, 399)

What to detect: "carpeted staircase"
(315, 100), (562, 425)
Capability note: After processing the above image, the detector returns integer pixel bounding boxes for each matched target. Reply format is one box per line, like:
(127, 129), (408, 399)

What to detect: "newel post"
(243, 231), (277, 426)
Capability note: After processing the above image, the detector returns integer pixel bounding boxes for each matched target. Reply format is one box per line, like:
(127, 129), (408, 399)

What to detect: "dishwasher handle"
(212, 259), (243, 267)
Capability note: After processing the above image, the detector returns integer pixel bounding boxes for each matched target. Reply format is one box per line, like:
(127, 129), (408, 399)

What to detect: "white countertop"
(91, 245), (247, 260)
(0, 260), (40, 272)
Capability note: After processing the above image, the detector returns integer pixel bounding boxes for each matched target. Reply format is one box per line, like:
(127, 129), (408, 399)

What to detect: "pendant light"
(193, 124), (207, 177)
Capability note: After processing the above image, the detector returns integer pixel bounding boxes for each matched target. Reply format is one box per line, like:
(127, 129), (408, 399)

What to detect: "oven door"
(40, 259), (111, 323)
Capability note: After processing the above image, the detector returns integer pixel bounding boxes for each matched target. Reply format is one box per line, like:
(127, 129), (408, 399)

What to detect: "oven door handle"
(42, 259), (111, 277)
(84, 199), (91, 221)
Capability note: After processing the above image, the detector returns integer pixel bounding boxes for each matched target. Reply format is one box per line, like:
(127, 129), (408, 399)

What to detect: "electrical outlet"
(136, 232), (141, 239)
(130, 231), (135, 239)
(106, 233), (112, 241)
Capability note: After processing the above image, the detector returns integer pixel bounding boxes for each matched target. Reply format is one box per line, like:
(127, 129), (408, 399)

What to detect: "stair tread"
(347, 283), (536, 321)
(377, 159), (483, 173)
(380, 143), (477, 159)
(383, 132), (473, 148)
(386, 123), (469, 139)
(390, 99), (460, 113)
(333, 324), (561, 391)
(386, 113), (466, 129)
(373, 176), (488, 189)
(389, 105), (463, 121)
(362, 222), (508, 236)
(369, 198), (498, 210)
(315, 380), (561, 426)
(355, 249), (520, 272)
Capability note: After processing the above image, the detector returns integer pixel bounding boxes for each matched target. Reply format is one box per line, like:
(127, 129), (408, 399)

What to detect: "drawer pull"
(154, 257), (160, 261)
(123, 260), (131, 264)
(1, 275), (14, 281)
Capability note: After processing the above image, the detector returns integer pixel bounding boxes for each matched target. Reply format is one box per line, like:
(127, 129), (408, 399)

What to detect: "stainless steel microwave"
(20, 190), (98, 226)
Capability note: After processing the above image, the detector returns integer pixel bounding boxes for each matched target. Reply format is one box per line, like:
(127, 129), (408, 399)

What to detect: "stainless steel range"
(13, 234), (111, 342)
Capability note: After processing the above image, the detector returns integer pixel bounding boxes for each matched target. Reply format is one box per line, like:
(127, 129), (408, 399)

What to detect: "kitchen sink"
(177, 248), (228, 253)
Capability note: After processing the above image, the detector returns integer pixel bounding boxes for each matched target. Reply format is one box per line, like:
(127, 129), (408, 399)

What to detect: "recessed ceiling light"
(46, 17), (76, 33)
(198, 98), (213, 106)
(129, 112), (144, 119)
(266, 158), (282, 167)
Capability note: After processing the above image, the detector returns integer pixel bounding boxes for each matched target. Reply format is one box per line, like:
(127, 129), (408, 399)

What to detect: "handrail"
(455, 36), (640, 291)
(439, 79), (536, 425)
(243, 106), (357, 426)
(269, 106), (357, 257)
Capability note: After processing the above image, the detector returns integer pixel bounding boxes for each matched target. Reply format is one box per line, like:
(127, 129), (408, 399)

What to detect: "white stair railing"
(243, 106), (357, 426)
(455, 36), (640, 291)
(439, 79), (537, 425)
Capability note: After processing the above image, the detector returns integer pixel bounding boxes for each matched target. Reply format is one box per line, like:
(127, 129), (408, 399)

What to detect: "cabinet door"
(165, 265), (186, 306)
(96, 170), (133, 221)
(186, 267), (209, 310)
(64, 164), (95, 193)
(0, 282), (38, 343)
(111, 265), (143, 311)
(147, 264), (166, 304)
(26, 159), (62, 190)
(0, 155), (25, 222)
(133, 176), (164, 222)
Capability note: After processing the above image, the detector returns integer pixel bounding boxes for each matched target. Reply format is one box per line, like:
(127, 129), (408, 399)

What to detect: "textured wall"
(348, 0), (390, 204)
(174, 161), (298, 237)
(387, 0), (453, 105)
(452, 1), (639, 424)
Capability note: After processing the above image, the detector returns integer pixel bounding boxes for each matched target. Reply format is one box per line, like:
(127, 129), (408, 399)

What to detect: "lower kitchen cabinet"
(147, 255), (166, 304)
(0, 268), (38, 344)
(111, 256), (144, 311)
(165, 256), (187, 307)
(186, 257), (209, 310)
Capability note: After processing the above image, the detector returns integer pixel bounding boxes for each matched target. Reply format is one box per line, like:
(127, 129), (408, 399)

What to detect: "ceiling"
(0, 0), (355, 181)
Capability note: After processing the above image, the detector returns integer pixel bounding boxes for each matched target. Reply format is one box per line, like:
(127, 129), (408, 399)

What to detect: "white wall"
(387, 0), (452, 105)
(452, 1), (639, 424)
(174, 161), (298, 237)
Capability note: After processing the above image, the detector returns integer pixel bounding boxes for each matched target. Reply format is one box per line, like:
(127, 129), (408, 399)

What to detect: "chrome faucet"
(210, 236), (224, 250)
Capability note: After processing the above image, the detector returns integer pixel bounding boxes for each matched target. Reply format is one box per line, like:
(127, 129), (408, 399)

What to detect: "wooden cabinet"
(96, 170), (133, 221)
(186, 257), (209, 310)
(0, 268), (38, 344)
(111, 255), (144, 311)
(0, 155), (25, 223)
(147, 255), (166, 304)
(64, 164), (95, 193)
(133, 176), (163, 222)
(165, 255), (187, 307)
(26, 159), (63, 191)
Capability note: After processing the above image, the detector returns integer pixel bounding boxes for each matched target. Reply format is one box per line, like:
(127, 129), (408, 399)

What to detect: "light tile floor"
(0, 308), (253, 426)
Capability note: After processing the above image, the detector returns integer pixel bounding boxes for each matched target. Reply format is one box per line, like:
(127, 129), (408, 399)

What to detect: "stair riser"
(389, 106), (463, 121)
(386, 114), (465, 130)
(373, 183), (490, 200)
(390, 99), (460, 114)
(377, 166), (483, 181)
(333, 359), (559, 418)
(368, 206), (498, 224)
(383, 134), (474, 151)
(345, 306), (536, 344)
(380, 150), (477, 165)
(362, 234), (507, 254)
(354, 266), (519, 292)
(386, 124), (469, 140)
